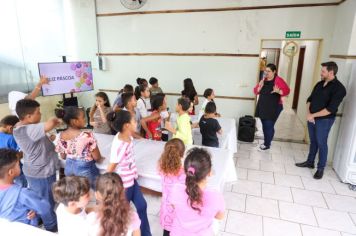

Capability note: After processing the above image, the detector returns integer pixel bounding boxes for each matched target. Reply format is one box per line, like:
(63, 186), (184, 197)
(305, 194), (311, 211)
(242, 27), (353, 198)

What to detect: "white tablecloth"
(190, 116), (238, 153)
(61, 133), (237, 193)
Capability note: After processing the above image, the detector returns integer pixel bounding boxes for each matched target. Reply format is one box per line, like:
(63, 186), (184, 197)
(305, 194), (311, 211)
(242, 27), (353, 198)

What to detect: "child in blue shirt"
(0, 148), (57, 232)
(0, 115), (27, 187)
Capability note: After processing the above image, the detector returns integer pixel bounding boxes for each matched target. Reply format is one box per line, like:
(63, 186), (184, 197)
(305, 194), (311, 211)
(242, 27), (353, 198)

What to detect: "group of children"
(0, 76), (225, 235)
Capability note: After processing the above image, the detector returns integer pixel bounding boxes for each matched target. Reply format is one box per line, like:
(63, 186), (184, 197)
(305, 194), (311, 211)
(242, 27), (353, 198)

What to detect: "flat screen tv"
(38, 61), (94, 96)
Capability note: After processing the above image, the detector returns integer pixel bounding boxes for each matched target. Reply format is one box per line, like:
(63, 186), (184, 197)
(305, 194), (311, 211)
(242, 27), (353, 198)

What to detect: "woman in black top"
(181, 78), (199, 115)
(254, 64), (290, 150)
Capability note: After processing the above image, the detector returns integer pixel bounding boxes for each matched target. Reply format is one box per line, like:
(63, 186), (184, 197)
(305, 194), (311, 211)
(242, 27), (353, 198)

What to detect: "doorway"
(292, 46), (306, 110)
(255, 39), (321, 143)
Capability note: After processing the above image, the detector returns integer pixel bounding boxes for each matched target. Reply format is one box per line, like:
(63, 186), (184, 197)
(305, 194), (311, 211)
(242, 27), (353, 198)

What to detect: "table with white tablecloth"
(190, 116), (238, 153)
(60, 133), (237, 193)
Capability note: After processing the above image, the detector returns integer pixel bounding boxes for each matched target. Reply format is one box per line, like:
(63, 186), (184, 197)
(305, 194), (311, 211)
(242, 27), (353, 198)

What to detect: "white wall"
(81, 0), (339, 121)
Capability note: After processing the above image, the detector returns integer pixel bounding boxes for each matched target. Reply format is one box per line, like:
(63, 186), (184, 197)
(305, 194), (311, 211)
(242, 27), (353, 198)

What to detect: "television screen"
(38, 61), (94, 96)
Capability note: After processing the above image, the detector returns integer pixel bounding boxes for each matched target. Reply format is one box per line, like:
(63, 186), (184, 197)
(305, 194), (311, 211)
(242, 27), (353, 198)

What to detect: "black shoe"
(295, 161), (315, 169)
(314, 170), (324, 179)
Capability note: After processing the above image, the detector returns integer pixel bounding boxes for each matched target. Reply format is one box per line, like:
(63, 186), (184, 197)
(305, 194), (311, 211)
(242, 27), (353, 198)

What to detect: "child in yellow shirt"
(165, 98), (192, 145)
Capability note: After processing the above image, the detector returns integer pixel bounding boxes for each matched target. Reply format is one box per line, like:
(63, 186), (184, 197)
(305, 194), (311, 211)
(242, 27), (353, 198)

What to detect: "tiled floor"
(256, 107), (306, 142)
(144, 140), (356, 236)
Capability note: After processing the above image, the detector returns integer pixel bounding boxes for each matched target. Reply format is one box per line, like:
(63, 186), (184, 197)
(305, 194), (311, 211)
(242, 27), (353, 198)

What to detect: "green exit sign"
(286, 31), (301, 38)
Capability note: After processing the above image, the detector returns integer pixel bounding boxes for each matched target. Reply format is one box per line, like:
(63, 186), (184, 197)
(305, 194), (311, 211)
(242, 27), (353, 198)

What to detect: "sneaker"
(259, 144), (270, 150)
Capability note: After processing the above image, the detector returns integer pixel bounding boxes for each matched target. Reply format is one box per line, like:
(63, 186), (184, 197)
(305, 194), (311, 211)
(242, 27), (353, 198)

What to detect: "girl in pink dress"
(170, 148), (225, 236)
(158, 138), (186, 236)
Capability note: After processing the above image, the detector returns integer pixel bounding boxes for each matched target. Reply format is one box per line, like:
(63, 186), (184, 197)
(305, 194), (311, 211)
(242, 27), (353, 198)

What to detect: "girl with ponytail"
(170, 147), (225, 236)
(55, 106), (103, 189)
(106, 110), (151, 236)
(87, 173), (141, 236)
(158, 138), (186, 236)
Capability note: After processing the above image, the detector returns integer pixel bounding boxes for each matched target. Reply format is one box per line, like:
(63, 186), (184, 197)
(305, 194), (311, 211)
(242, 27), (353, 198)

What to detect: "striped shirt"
(110, 133), (138, 188)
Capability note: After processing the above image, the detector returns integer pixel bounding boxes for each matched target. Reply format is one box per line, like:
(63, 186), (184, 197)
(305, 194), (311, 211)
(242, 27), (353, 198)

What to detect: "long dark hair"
(182, 78), (197, 101)
(95, 92), (111, 107)
(96, 173), (130, 236)
(134, 84), (148, 100)
(150, 94), (165, 111)
(184, 147), (212, 213)
(106, 110), (132, 133)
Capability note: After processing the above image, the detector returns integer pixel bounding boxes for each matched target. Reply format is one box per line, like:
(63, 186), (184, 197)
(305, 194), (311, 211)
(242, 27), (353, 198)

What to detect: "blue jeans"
(14, 163), (27, 187)
(306, 118), (335, 170)
(126, 180), (151, 236)
(65, 158), (99, 189)
(261, 104), (283, 147)
(26, 174), (56, 213)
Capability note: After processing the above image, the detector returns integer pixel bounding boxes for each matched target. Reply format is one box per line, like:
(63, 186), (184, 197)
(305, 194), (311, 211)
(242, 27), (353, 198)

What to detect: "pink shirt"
(110, 133), (138, 188)
(55, 131), (97, 161)
(170, 184), (225, 236)
(253, 75), (290, 104)
(159, 169), (186, 231)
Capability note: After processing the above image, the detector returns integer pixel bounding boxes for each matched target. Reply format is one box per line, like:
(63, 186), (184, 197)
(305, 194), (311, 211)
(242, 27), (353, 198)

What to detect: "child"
(55, 106), (103, 188)
(106, 110), (151, 236)
(149, 77), (163, 96)
(0, 115), (27, 187)
(135, 84), (151, 118)
(13, 99), (60, 212)
(198, 88), (217, 120)
(158, 139), (186, 236)
(141, 94), (168, 141)
(181, 78), (199, 115)
(199, 102), (222, 148)
(52, 176), (90, 236)
(0, 148), (57, 232)
(112, 84), (134, 112)
(165, 97), (193, 145)
(170, 148), (225, 236)
(89, 92), (113, 134)
(122, 92), (143, 139)
(87, 173), (141, 236)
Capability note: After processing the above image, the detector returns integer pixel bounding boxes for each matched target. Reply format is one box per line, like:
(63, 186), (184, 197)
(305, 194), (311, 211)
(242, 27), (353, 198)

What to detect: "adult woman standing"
(181, 78), (199, 115)
(254, 64), (290, 150)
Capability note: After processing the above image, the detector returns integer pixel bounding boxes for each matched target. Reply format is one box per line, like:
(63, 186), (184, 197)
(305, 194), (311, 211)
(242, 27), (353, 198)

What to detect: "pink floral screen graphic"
(39, 61), (94, 96)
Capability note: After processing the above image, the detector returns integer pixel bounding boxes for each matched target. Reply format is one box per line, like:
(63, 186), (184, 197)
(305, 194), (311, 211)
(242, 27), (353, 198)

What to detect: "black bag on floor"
(238, 115), (256, 142)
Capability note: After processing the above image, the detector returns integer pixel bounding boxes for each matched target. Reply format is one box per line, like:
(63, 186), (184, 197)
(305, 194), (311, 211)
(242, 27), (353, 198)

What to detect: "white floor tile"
(236, 167), (248, 180)
(235, 149), (250, 159)
(279, 201), (317, 226)
(329, 181), (356, 198)
(274, 173), (303, 188)
(262, 183), (293, 202)
(301, 177), (336, 194)
(260, 161), (285, 173)
(247, 169), (274, 184)
(236, 158), (260, 170)
(224, 192), (246, 212)
(232, 179), (262, 197)
(249, 150), (272, 161)
(221, 232), (243, 236)
(350, 213), (356, 225)
(285, 163), (314, 178)
(301, 225), (341, 236)
(291, 188), (327, 208)
(225, 211), (263, 236)
(263, 217), (302, 236)
(147, 214), (162, 236)
(314, 207), (356, 234)
(144, 194), (161, 216)
(245, 196), (279, 218)
(323, 193), (356, 213)
(342, 233), (356, 236)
